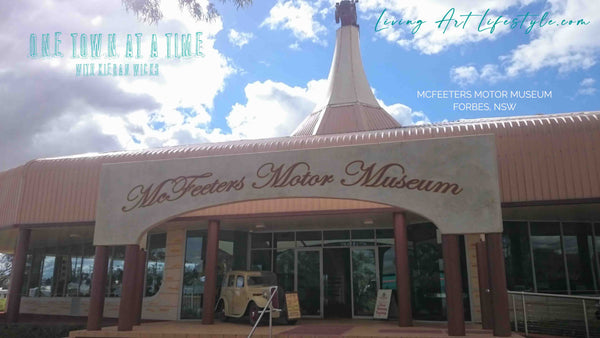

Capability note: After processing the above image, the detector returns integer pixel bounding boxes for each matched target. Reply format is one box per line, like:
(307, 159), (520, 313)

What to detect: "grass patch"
(0, 323), (85, 338)
(0, 298), (5, 312)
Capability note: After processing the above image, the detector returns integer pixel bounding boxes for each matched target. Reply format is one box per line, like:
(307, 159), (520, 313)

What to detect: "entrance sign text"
(95, 135), (502, 245)
(121, 161), (464, 212)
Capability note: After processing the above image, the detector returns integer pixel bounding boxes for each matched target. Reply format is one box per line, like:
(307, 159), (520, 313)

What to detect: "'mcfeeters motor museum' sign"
(95, 135), (502, 245)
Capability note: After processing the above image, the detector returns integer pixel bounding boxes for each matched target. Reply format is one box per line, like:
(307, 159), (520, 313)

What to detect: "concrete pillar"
(134, 249), (147, 325)
(118, 244), (139, 331)
(393, 212), (412, 326)
(442, 234), (466, 336)
(202, 219), (220, 324)
(476, 240), (493, 330)
(486, 233), (511, 337)
(87, 245), (110, 330)
(6, 228), (31, 323)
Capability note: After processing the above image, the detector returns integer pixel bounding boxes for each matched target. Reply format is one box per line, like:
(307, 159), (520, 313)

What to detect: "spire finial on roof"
(335, 0), (358, 27)
(292, 0), (400, 136)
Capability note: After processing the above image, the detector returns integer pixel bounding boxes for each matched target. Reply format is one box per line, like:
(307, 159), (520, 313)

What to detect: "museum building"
(1, 2), (599, 337)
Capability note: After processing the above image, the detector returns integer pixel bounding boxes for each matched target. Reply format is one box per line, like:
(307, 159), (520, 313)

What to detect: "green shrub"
(0, 298), (6, 312)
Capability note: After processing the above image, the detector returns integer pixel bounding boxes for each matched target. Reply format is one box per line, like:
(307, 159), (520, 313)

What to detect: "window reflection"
(145, 233), (166, 297)
(530, 222), (567, 293)
(23, 227), (96, 298)
(107, 246), (125, 297)
(562, 223), (597, 294)
(181, 230), (206, 319)
(502, 222), (534, 291)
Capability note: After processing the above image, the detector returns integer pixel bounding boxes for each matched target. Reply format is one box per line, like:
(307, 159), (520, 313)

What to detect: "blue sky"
(0, 0), (598, 171)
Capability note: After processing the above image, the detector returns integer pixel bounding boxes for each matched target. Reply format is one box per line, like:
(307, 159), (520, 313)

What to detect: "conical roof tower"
(292, 0), (401, 136)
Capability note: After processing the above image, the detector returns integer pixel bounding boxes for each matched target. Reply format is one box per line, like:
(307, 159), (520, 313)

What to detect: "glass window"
(274, 249), (294, 292)
(274, 232), (295, 249)
(250, 250), (272, 271)
(502, 222), (534, 291)
(21, 254), (33, 296)
(251, 233), (272, 249)
(40, 255), (55, 297)
(247, 273), (277, 286)
(145, 233), (166, 297)
(236, 276), (244, 288)
(107, 246), (125, 297)
(181, 230), (206, 319)
(25, 252), (43, 297)
(324, 230), (350, 247)
(379, 246), (396, 290)
(228, 274), (235, 287)
(22, 227), (96, 298)
(69, 245), (94, 297)
(352, 229), (375, 246)
(376, 229), (394, 246)
(408, 223), (445, 320)
(562, 222), (596, 294)
(296, 231), (321, 247)
(218, 231), (248, 286)
(352, 248), (378, 316)
(530, 222), (567, 293)
(595, 224), (600, 288)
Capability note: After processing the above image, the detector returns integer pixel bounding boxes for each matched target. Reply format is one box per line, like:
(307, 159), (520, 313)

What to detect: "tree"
(122, 0), (253, 24)
(0, 253), (13, 289)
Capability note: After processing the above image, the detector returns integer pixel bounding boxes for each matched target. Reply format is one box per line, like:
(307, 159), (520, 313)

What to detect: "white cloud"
(0, 0), (236, 171)
(0, 0), (433, 173)
(502, 0), (599, 76)
(228, 29), (254, 48)
(261, 0), (327, 45)
(379, 100), (430, 126)
(450, 65), (479, 86)
(479, 64), (505, 83)
(449, 0), (599, 83)
(225, 79), (327, 139)
(577, 77), (596, 96)
(450, 63), (506, 85)
(222, 79), (430, 140)
(580, 78), (595, 87)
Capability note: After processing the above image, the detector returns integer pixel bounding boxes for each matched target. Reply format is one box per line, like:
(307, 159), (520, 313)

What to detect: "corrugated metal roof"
(0, 166), (25, 227)
(0, 111), (598, 228)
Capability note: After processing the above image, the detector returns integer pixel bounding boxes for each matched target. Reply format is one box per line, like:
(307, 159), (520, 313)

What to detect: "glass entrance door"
(351, 247), (379, 317)
(295, 249), (323, 317)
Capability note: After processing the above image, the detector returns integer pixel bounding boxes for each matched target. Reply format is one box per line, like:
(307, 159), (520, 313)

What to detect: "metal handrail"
(508, 291), (600, 338)
(508, 291), (600, 301)
(248, 286), (280, 338)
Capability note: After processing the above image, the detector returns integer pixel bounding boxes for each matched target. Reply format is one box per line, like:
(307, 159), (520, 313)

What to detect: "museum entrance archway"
(172, 209), (471, 321)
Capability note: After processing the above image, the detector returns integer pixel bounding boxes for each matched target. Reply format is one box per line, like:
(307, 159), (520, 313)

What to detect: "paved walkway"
(69, 319), (524, 338)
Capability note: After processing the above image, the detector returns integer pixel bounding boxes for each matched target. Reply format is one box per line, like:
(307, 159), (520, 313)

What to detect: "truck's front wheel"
(248, 302), (260, 326)
(216, 300), (227, 322)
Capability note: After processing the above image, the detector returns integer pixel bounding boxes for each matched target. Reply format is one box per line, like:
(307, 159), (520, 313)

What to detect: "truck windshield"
(247, 274), (277, 286)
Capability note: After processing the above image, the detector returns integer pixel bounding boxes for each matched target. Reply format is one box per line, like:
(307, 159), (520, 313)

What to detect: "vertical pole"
(118, 244), (139, 331)
(87, 245), (109, 330)
(521, 293), (528, 336)
(476, 240), (493, 329)
(202, 219), (220, 325)
(6, 228), (31, 323)
(583, 299), (589, 338)
(512, 294), (517, 331)
(486, 233), (511, 337)
(442, 234), (465, 336)
(393, 212), (412, 327)
(133, 249), (147, 325)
